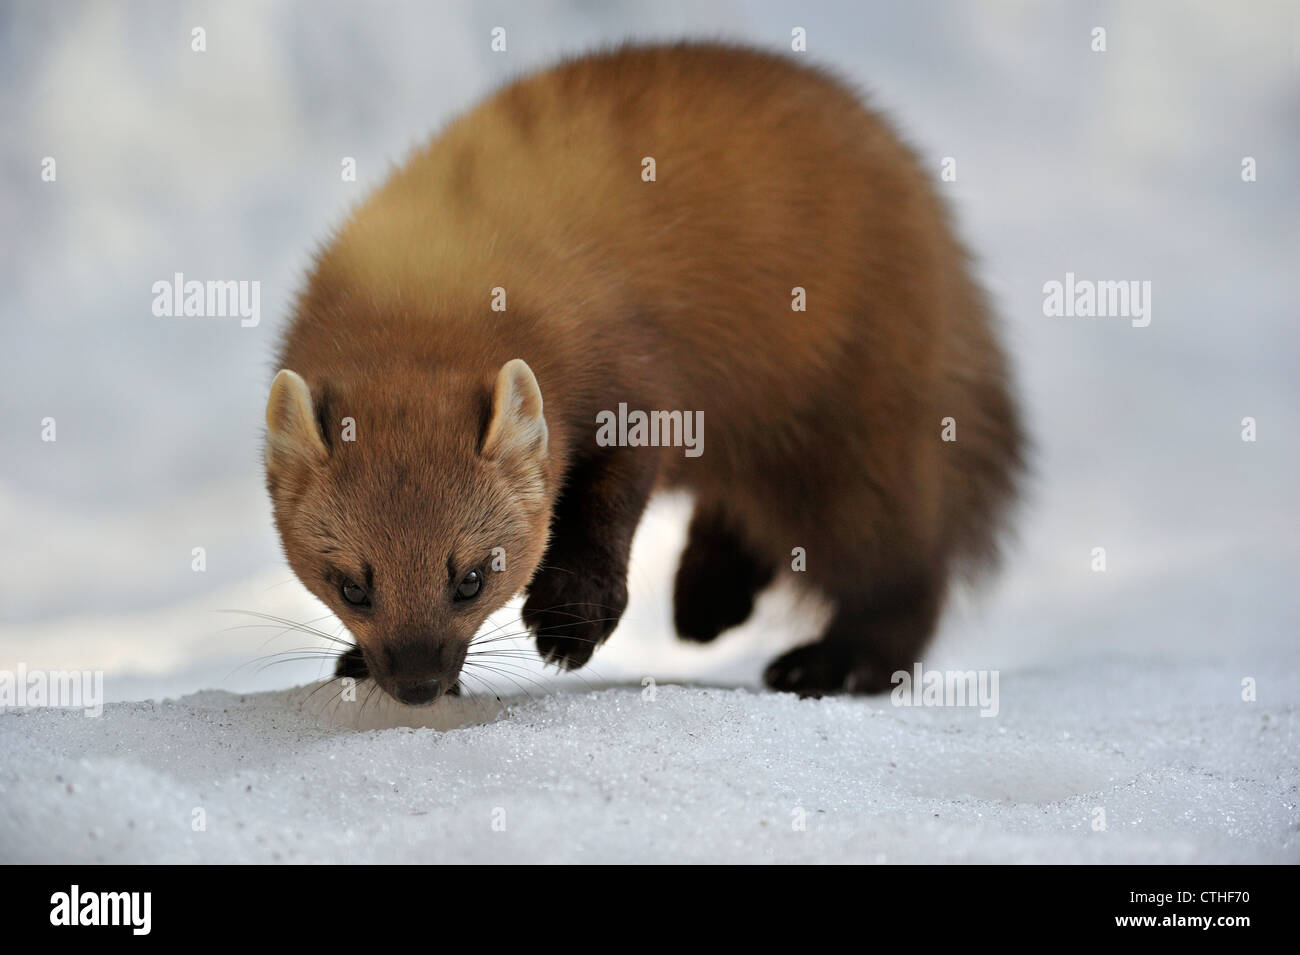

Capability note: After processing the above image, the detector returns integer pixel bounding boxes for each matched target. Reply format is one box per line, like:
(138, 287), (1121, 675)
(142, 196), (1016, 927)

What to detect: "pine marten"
(265, 42), (1023, 706)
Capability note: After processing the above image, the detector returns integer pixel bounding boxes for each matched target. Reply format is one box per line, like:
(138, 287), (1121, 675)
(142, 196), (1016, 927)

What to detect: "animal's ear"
(265, 369), (328, 471)
(482, 358), (548, 464)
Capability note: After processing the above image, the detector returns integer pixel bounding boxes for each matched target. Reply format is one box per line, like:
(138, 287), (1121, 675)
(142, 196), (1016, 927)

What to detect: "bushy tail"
(938, 273), (1026, 579)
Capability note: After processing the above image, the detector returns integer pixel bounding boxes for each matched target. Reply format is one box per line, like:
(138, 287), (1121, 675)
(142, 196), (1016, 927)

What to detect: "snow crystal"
(2, 660), (1295, 863)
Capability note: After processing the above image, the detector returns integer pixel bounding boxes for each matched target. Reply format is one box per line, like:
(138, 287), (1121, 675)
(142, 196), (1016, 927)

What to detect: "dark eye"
(341, 579), (370, 607)
(455, 570), (482, 601)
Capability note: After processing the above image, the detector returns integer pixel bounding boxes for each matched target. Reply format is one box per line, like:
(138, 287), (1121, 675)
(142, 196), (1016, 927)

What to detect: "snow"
(3, 658), (1296, 864)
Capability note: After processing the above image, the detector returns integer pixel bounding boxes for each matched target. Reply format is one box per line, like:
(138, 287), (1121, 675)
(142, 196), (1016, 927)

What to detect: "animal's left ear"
(265, 369), (328, 474)
(482, 358), (548, 464)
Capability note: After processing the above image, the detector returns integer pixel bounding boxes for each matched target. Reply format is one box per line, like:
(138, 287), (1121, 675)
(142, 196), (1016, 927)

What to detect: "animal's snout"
(392, 677), (444, 706)
(380, 635), (465, 706)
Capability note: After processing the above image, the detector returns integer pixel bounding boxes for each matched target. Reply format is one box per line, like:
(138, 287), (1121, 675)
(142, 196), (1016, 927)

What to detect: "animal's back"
(319, 43), (997, 487)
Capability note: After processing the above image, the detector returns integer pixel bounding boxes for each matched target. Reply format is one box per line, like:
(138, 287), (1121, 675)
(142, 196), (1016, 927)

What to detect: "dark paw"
(672, 509), (774, 643)
(673, 553), (772, 644)
(522, 567), (627, 670)
(334, 645), (369, 680)
(762, 643), (896, 698)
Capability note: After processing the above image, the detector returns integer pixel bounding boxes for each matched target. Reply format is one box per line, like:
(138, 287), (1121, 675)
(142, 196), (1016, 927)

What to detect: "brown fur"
(266, 42), (1023, 703)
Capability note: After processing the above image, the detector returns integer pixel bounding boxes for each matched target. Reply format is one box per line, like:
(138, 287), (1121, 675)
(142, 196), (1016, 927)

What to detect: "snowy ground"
(3, 658), (1296, 864)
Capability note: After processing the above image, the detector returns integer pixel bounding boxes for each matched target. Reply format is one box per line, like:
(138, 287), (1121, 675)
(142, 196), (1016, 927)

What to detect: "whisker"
(462, 661), (544, 702)
(484, 654), (608, 692)
(455, 670), (505, 711)
(358, 680), (382, 726)
(302, 675), (351, 708)
(251, 654), (345, 675)
(216, 609), (351, 647)
(471, 618), (623, 648)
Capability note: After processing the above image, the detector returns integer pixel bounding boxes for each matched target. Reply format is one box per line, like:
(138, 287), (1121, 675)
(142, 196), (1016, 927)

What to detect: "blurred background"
(1, 0), (1296, 702)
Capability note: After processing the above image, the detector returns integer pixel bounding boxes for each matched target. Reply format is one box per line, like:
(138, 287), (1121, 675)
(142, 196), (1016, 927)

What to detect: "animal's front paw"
(335, 645), (369, 680)
(522, 565), (627, 670)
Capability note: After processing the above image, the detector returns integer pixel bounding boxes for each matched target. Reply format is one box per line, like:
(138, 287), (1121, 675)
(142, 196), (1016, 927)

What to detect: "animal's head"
(264, 358), (553, 705)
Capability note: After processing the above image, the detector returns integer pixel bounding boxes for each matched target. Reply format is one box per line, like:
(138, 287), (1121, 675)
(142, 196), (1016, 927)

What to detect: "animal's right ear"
(481, 359), (548, 464)
(265, 369), (328, 472)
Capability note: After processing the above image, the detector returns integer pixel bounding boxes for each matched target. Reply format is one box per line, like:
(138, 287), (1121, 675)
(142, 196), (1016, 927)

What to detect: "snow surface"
(3, 658), (1296, 864)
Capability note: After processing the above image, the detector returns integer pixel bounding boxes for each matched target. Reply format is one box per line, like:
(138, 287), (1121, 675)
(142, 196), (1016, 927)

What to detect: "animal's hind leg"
(763, 567), (943, 697)
(673, 503), (776, 643)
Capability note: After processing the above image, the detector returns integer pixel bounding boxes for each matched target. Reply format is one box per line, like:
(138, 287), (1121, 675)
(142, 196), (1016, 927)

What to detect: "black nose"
(393, 678), (443, 707)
